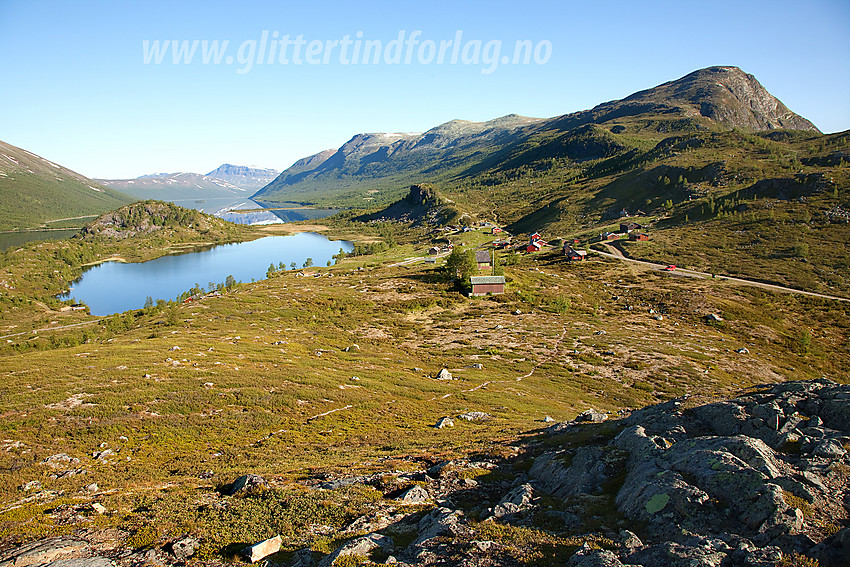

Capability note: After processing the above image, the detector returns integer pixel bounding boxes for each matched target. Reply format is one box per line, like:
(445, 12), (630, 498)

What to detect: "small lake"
(61, 233), (352, 315)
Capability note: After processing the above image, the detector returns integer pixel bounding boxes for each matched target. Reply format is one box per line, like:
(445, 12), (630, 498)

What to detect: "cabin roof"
(470, 276), (506, 285)
(475, 251), (491, 263)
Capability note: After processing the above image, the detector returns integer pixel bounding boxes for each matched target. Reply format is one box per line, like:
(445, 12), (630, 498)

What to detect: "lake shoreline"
(63, 233), (353, 315)
(80, 255), (128, 267)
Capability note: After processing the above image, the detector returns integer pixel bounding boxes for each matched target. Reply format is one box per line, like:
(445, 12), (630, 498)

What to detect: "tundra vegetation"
(0, 203), (847, 565)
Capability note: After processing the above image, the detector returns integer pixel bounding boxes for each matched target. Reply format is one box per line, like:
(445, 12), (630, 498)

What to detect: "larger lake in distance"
(61, 233), (352, 315)
(171, 198), (340, 224)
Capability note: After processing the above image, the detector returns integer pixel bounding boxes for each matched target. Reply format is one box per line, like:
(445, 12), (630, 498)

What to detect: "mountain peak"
(206, 163), (279, 178)
(621, 66), (819, 132)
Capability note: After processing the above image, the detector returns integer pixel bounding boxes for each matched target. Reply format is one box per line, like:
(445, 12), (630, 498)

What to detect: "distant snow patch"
(1, 154), (19, 165)
(88, 185), (102, 192)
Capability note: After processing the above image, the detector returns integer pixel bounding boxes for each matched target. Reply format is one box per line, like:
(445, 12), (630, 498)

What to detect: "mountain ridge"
(205, 164), (280, 190)
(252, 114), (544, 205)
(252, 66), (819, 207)
(99, 163), (280, 201)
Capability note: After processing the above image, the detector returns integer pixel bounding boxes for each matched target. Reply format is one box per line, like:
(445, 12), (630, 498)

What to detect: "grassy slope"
(0, 141), (133, 231)
(0, 223), (847, 553)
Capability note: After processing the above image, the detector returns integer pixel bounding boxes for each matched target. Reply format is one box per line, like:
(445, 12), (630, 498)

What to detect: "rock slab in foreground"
(530, 378), (850, 567)
(242, 535), (281, 563)
(0, 538), (88, 567)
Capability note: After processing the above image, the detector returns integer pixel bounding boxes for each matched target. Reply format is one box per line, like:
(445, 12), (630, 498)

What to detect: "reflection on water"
(171, 198), (339, 225)
(61, 233), (353, 315)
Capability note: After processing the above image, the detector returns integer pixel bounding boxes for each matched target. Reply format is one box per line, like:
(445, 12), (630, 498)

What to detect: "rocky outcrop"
(4, 380), (846, 567)
(0, 537), (88, 567)
(225, 473), (269, 496)
(529, 378), (850, 566)
(305, 379), (847, 566)
(407, 507), (467, 563)
(0, 538), (113, 567)
(317, 533), (393, 567)
(78, 201), (214, 240)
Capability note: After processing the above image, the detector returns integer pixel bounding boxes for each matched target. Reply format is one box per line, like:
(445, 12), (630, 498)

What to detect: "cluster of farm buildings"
(443, 219), (652, 296)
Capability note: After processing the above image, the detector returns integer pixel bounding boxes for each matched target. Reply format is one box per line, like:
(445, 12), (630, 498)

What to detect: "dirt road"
(599, 243), (848, 302)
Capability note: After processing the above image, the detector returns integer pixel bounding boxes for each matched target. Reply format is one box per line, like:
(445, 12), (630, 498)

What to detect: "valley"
(1, 211), (848, 565)
(0, 65), (848, 567)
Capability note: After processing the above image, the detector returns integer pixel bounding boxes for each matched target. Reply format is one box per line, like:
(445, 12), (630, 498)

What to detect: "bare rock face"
(488, 483), (534, 519)
(618, 66), (820, 132)
(567, 548), (625, 567)
(399, 484), (429, 504)
(407, 507), (466, 561)
(0, 537), (88, 567)
(531, 445), (625, 497)
(529, 378), (850, 566)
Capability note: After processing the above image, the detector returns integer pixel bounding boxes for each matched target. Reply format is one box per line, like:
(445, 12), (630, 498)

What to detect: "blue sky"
(1, 0), (848, 179)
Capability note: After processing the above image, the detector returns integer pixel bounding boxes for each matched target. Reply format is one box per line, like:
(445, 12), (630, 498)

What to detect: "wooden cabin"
(470, 275), (506, 296)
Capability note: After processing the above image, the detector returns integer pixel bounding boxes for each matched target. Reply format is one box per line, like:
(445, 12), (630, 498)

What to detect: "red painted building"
(526, 241), (543, 253)
(470, 276), (506, 296)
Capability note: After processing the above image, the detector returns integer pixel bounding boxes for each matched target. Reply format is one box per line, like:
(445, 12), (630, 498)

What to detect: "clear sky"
(1, 0), (848, 179)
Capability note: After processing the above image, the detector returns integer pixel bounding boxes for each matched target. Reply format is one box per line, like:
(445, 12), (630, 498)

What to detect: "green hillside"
(252, 116), (542, 208)
(433, 120), (850, 296)
(321, 67), (850, 297)
(0, 140), (132, 231)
